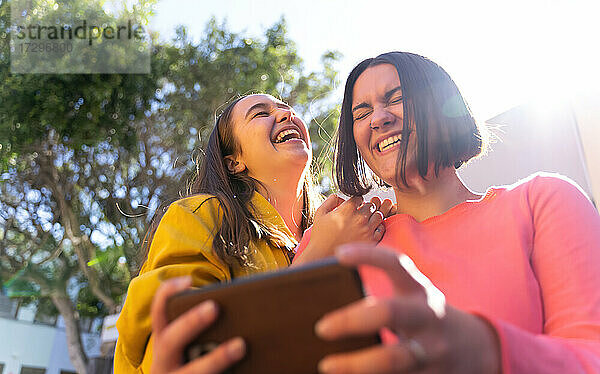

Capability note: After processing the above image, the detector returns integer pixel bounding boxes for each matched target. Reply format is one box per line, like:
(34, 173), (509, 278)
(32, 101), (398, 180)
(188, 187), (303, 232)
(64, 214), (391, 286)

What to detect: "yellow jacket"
(114, 192), (297, 373)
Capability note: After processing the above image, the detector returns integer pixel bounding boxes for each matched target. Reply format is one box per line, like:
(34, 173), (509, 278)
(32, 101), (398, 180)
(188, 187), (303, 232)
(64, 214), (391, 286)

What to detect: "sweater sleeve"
(292, 226), (312, 262)
(488, 175), (600, 373)
(114, 196), (231, 373)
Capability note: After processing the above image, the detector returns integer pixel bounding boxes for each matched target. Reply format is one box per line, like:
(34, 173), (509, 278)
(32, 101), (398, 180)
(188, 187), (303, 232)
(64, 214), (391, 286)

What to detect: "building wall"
(0, 318), (54, 374)
(572, 92), (600, 203)
(458, 100), (595, 201)
(0, 316), (101, 374)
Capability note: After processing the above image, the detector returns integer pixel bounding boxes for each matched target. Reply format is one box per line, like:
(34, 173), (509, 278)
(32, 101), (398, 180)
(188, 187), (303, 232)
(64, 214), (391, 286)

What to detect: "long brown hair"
(335, 52), (486, 196)
(138, 95), (319, 273)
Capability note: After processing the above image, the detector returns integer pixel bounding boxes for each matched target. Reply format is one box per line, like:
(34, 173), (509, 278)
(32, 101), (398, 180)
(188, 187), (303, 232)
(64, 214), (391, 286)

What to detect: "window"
(0, 294), (18, 319)
(79, 317), (94, 333)
(33, 312), (58, 326)
(20, 366), (45, 374)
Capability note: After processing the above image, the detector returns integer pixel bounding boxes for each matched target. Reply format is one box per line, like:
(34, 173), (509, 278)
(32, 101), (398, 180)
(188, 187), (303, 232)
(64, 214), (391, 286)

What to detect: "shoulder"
(494, 173), (597, 223)
(503, 172), (592, 203)
(160, 194), (224, 226)
(151, 194), (225, 257)
(142, 193), (230, 274)
(170, 193), (222, 214)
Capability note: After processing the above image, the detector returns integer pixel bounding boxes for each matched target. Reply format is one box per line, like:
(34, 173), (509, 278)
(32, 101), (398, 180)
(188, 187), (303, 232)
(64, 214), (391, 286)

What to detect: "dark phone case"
(165, 257), (380, 374)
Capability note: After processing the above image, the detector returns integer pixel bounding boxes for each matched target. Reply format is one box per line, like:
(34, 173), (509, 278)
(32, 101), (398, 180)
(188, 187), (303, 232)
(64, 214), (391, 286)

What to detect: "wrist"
(291, 242), (322, 266)
(471, 314), (502, 374)
(447, 307), (501, 374)
(293, 236), (336, 266)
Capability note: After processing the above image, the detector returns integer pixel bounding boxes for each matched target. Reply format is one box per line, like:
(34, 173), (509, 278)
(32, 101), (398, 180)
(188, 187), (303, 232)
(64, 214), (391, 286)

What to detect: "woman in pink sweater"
(297, 52), (600, 373)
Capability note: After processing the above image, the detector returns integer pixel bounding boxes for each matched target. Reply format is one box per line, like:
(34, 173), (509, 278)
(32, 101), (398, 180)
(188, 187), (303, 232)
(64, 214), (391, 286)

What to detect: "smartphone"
(165, 257), (379, 374)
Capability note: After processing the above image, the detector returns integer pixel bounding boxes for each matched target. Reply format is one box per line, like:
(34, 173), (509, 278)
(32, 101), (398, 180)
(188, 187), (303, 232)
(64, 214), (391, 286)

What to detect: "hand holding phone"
(151, 277), (245, 374)
(165, 258), (379, 374)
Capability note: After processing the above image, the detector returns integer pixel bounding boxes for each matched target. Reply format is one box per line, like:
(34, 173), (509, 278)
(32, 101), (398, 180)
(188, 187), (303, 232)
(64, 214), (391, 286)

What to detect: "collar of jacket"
(249, 191), (298, 250)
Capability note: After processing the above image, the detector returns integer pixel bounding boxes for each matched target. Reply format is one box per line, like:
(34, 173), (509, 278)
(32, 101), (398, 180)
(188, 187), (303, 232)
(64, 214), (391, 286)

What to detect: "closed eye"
(389, 95), (403, 105)
(353, 109), (372, 121)
(253, 111), (270, 118)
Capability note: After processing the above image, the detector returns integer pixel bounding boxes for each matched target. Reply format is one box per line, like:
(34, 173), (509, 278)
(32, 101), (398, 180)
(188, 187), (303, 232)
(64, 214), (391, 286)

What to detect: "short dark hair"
(335, 51), (485, 196)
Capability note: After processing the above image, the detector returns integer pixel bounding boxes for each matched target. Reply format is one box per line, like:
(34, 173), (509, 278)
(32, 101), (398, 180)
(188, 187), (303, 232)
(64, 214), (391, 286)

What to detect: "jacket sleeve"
(486, 175), (600, 373)
(114, 196), (231, 373)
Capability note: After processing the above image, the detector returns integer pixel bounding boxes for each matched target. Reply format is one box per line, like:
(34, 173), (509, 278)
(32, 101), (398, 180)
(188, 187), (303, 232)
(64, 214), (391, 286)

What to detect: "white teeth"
(377, 135), (402, 152)
(274, 129), (301, 143)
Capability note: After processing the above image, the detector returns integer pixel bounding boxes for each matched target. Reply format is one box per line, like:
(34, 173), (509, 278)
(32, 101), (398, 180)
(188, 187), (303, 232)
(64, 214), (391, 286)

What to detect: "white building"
(0, 294), (102, 374)
(459, 95), (598, 204)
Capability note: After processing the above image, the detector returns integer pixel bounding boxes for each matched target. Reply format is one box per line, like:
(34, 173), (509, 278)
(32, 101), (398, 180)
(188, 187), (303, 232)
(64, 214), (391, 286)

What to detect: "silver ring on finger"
(406, 338), (428, 371)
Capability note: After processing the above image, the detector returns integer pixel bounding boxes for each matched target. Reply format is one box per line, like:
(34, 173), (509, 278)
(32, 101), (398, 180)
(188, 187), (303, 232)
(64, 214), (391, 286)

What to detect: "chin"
(379, 176), (399, 188)
(294, 147), (312, 161)
(281, 151), (310, 170)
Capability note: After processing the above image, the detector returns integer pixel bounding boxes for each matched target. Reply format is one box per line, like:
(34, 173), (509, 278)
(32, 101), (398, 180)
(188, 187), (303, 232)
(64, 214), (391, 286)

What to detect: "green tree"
(1, 0), (162, 371)
(156, 18), (340, 187)
(1, 5), (341, 372)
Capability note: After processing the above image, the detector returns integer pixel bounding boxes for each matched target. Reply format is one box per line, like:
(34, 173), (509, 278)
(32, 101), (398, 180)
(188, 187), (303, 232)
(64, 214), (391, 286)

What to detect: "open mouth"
(273, 128), (303, 144)
(377, 134), (402, 153)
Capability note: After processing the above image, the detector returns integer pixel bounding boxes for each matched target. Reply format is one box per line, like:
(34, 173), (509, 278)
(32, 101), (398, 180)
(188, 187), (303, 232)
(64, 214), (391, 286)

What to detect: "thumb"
(335, 244), (446, 318)
(315, 194), (344, 218)
(335, 244), (419, 293)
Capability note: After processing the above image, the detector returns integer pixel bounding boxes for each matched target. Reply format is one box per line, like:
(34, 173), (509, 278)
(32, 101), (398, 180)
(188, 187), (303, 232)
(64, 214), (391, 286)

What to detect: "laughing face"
(227, 94), (312, 183)
(351, 64), (416, 187)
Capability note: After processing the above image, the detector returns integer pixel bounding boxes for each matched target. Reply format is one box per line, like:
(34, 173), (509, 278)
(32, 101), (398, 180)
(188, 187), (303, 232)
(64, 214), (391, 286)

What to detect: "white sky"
(149, 0), (600, 122)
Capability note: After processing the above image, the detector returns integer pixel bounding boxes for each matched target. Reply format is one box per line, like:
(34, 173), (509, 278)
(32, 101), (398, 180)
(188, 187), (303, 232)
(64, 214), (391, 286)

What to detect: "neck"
(393, 168), (481, 222)
(255, 170), (306, 241)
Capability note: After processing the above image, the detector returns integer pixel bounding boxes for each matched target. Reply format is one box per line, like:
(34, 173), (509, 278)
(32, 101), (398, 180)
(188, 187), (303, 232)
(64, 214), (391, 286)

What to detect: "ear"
(224, 155), (246, 174)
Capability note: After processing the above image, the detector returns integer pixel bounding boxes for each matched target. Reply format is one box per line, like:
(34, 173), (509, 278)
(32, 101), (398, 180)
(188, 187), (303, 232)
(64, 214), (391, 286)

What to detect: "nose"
(370, 107), (394, 130)
(276, 107), (294, 123)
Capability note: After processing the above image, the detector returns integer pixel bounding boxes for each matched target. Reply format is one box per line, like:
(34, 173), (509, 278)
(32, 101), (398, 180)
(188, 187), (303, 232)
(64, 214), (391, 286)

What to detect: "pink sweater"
(295, 173), (600, 373)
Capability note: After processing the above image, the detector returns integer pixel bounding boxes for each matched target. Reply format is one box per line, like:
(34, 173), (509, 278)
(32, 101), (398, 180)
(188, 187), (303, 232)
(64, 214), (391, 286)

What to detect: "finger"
(318, 344), (414, 374)
(367, 210), (384, 230)
(339, 196), (364, 212)
(151, 276), (192, 333)
(160, 300), (219, 354)
(175, 337), (246, 374)
(373, 224), (385, 242)
(336, 244), (447, 318)
(316, 297), (430, 341)
(368, 196), (382, 211)
(316, 194), (345, 217)
(357, 201), (376, 217)
(378, 199), (394, 218)
(316, 298), (386, 341)
(335, 244), (422, 295)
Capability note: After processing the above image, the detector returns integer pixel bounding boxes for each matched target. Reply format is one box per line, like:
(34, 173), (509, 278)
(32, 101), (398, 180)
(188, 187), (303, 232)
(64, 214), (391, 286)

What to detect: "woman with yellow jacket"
(114, 93), (391, 373)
